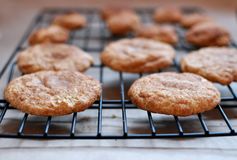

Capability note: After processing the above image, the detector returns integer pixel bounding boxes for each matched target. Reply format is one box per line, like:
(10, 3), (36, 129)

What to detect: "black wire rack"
(1, 7), (237, 139)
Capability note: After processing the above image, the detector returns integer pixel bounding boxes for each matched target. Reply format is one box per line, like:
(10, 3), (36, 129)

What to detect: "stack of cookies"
(4, 7), (236, 118)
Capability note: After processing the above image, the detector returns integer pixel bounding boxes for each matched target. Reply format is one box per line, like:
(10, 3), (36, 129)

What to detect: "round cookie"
(181, 47), (237, 85)
(101, 38), (175, 73)
(153, 7), (182, 23)
(106, 11), (140, 35)
(101, 6), (133, 21)
(53, 12), (87, 30)
(128, 72), (220, 116)
(186, 22), (230, 47)
(4, 71), (101, 116)
(28, 25), (69, 45)
(180, 13), (212, 28)
(17, 44), (94, 74)
(135, 24), (178, 45)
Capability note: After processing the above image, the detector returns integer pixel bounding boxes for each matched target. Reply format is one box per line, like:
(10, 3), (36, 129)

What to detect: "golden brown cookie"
(53, 12), (87, 30)
(181, 47), (237, 85)
(17, 44), (93, 74)
(4, 71), (101, 116)
(153, 7), (182, 23)
(135, 24), (178, 45)
(101, 38), (175, 73)
(106, 11), (140, 35)
(28, 25), (69, 45)
(101, 5), (133, 21)
(128, 72), (220, 116)
(180, 13), (212, 28)
(186, 22), (230, 47)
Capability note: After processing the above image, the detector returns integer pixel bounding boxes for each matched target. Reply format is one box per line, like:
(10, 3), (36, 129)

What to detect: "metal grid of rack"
(0, 8), (237, 139)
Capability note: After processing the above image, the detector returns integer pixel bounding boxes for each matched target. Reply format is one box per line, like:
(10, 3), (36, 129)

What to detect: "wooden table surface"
(1, 0), (237, 160)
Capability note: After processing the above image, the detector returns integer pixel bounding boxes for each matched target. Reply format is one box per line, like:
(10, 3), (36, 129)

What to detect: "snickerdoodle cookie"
(17, 44), (93, 74)
(4, 71), (101, 116)
(106, 11), (140, 35)
(153, 7), (182, 23)
(128, 72), (220, 116)
(180, 13), (212, 28)
(181, 47), (237, 85)
(101, 6), (132, 21)
(53, 12), (87, 30)
(101, 38), (175, 73)
(28, 25), (69, 45)
(186, 22), (230, 47)
(135, 24), (178, 45)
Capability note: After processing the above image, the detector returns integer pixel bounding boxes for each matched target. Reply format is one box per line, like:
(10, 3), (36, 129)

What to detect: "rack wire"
(0, 8), (237, 139)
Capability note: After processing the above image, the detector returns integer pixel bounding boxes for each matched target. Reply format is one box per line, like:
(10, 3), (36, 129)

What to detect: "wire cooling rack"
(0, 8), (237, 139)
